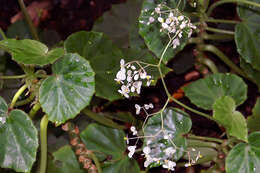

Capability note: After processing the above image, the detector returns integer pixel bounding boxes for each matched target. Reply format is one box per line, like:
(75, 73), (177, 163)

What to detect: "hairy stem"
(200, 44), (248, 78)
(82, 108), (126, 130)
(39, 115), (48, 173)
(10, 84), (27, 109)
(187, 134), (224, 143)
(0, 28), (7, 40)
(0, 74), (27, 80)
(29, 102), (41, 119)
(15, 93), (35, 106)
(206, 18), (240, 24)
(17, 0), (39, 40)
(207, 0), (260, 16)
(206, 27), (234, 35)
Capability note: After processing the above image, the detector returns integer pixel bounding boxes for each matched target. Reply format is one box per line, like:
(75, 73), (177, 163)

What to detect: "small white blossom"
(144, 155), (153, 167)
(115, 69), (126, 82)
(172, 38), (180, 49)
(178, 15), (184, 21)
(135, 104), (141, 115)
(0, 117), (6, 124)
(164, 147), (176, 156)
(128, 146), (136, 158)
(118, 85), (130, 98)
(162, 23), (169, 29)
(149, 103), (154, 109)
(158, 17), (164, 23)
(131, 65), (136, 70)
(163, 160), (176, 171)
(130, 126), (138, 135)
(185, 163), (191, 167)
(180, 22), (186, 29)
(155, 7), (160, 13)
(143, 146), (151, 155)
(149, 17), (155, 23)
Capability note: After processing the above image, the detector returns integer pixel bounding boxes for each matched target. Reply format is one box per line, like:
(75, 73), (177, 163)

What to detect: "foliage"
(1, 0), (260, 172)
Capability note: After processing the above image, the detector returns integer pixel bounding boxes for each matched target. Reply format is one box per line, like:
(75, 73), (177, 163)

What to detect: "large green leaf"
(138, 0), (188, 63)
(80, 123), (125, 160)
(103, 157), (140, 173)
(247, 98), (260, 132)
(93, 0), (143, 48)
(39, 53), (95, 125)
(226, 132), (260, 173)
(143, 108), (192, 164)
(240, 59), (260, 88)
(80, 123), (140, 172)
(0, 39), (64, 66)
(213, 96), (248, 142)
(47, 145), (84, 173)
(235, 0), (260, 70)
(65, 31), (123, 101)
(0, 96), (38, 172)
(183, 73), (247, 110)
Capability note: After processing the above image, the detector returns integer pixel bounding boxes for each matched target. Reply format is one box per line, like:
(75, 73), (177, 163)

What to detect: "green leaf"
(213, 96), (248, 142)
(64, 31), (124, 101)
(183, 73), (247, 110)
(0, 39), (64, 66)
(143, 108), (192, 163)
(93, 0), (143, 48)
(226, 132), (260, 173)
(80, 123), (126, 160)
(103, 157), (140, 173)
(0, 96), (38, 172)
(138, 0), (188, 63)
(6, 20), (31, 39)
(235, 0), (260, 70)
(47, 145), (84, 173)
(240, 59), (260, 88)
(39, 53), (95, 125)
(247, 98), (260, 132)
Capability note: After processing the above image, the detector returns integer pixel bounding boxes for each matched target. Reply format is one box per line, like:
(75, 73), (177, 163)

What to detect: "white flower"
(124, 136), (129, 144)
(115, 69), (126, 82)
(131, 65), (136, 70)
(169, 12), (174, 18)
(144, 155), (153, 167)
(149, 17), (155, 23)
(134, 74), (139, 80)
(155, 7), (160, 13)
(149, 103), (154, 109)
(120, 59), (125, 67)
(162, 23), (169, 29)
(158, 17), (164, 23)
(178, 31), (183, 38)
(0, 117), (6, 124)
(118, 85), (130, 98)
(131, 86), (135, 92)
(165, 18), (172, 24)
(172, 38), (180, 49)
(143, 146), (151, 155)
(178, 15), (184, 21)
(163, 160), (176, 171)
(128, 146), (136, 158)
(133, 81), (142, 94)
(180, 22), (186, 29)
(135, 104), (141, 115)
(164, 147), (176, 156)
(140, 71), (147, 79)
(130, 126), (138, 135)
(185, 163), (191, 167)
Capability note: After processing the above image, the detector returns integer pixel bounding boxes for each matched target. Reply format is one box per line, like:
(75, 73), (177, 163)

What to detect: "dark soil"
(1, 0), (259, 173)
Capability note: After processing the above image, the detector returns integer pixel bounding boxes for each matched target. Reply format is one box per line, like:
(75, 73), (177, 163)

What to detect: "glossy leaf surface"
(183, 73), (247, 110)
(0, 39), (64, 66)
(48, 145), (84, 173)
(247, 98), (260, 132)
(39, 53), (95, 125)
(138, 0), (187, 63)
(80, 123), (126, 160)
(213, 96), (248, 142)
(103, 157), (140, 173)
(0, 97), (38, 172)
(80, 123), (140, 172)
(65, 31), (123, 101)
(226, 132), (260, 173)
(236, 0), (260, 70)
(143, 108), (192, 162)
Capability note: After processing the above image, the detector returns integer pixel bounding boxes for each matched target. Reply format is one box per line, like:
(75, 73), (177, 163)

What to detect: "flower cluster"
(115, 59), (153, 98)
(135, 103), (154, 115)
(140, 3), (196, 49)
